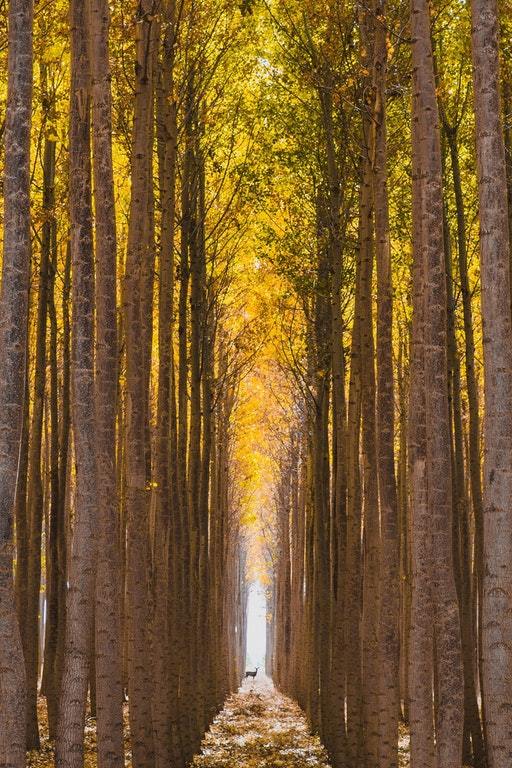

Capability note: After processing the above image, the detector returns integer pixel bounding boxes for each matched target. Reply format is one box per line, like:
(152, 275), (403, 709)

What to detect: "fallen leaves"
(191, 677), (332, 768)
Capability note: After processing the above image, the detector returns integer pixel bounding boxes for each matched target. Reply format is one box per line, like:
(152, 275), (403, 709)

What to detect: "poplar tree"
(0, 0), (33, 764)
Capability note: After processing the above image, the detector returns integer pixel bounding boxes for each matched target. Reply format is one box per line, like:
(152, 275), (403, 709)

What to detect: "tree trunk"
(411, 2), (464, 764)
(55, 0), (98, 763)
(409, 68), (435, 768)
(124, 4), (157, 766)
(0, 0), (33, 763)
(372, 4), (400, 763)
(42, 195), (62, 739)
(471, 1), (512, 764)
(89, 0), (124, 763)
(24, 63), (54, 751)
(442, 123), (486, 768)
(153, 1), (179, 763)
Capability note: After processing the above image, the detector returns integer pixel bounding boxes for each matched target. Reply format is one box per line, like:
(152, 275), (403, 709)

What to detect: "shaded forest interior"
(1, 0), (512, 767)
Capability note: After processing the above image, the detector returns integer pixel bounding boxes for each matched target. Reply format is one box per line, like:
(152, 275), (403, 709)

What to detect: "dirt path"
(191, 677), (332, 768)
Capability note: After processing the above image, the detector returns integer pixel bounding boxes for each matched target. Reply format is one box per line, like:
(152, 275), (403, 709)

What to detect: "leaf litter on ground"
(191, 677), (332, 768)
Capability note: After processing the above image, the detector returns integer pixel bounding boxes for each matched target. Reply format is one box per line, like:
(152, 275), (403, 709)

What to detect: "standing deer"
(244, 666), (259, 679)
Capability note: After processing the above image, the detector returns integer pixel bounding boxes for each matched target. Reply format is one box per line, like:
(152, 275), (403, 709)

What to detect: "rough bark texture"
(411, 2), (464, 765)
(24, 58), (58, 751)
(373, 4), (400, 764)
(55, 0), (98, 764)
(89, 0), (124, 763)
(152, 2), (179, 763)
(471, 1), (512, 765)
(124, 5), (156, 766)
(0, 0), (33, 764)
(408, 87), (435, 766)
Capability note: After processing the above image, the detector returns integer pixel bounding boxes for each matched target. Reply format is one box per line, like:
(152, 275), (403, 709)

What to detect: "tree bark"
(124, 4), (157, 766)
(471, 1), (512, 764)
(89, 0), (124, 763)
(153, 2), (179, 763)
(408, 81), (435, 765)
(24, 64), (54, 751)
(0, 0), (33, 763)
(372, 4), (400, 764)
(55, 0), (98, 763)
(411, 2), (464, 764)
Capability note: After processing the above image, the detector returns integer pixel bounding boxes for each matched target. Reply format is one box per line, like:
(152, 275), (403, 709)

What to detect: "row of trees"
(0, 0), (255, 766)
(263, 0), (512, 767)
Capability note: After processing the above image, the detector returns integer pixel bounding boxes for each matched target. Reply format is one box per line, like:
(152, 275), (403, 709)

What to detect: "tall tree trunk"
(42, 189), (62, 739)
(188, 94), (204, 744)
(124, 4), (156, 766)
(177, 72), (194, 763)
(441, 123), (486, 768)
(55, 0), (98, 763)
(317, 74), (346, 768)
(24, 63), (54, 750)
(344, 228), (363, 768)
(56, 242), (72, 728)
(0, 0), (33, 763)
(153, 1), (179, 763)
(311, 194), (332, 755)
(471, 1), (512, 764)
(409, 72), (435, 768)
(372, 4), (400, 764)
(411, 2), (464, 764)
(89, 0), (124, 763)
(444, 124), (485, 730)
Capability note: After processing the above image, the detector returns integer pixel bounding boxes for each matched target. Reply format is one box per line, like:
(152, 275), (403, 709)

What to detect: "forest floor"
(193, 677), (412, 767)
(193, 677), (331, 768)
(30, 682), (412, 767)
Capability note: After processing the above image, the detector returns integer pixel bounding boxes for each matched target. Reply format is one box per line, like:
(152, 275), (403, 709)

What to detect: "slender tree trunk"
(0, 0), (33, 763)
(372, 5), (400, 764)
(89, 0), (124, 763)
(124, 4), (157, 766)
(311, 194), (332, 755)
(444, 126), (485, 722)
(55, 0), (98, 763)
(24, 64), (55, 751)
(397, 339), (410, 725)
(344, 233), (363, 768)
(441, 124), (486, 768)
(153, 2), (179, 763)
(471, 1), (512, 764)
(411, 2), (464, 764)
(409, 71), (435, 768)
(55, 243), (72, 730)
(42, 200), (62, 739)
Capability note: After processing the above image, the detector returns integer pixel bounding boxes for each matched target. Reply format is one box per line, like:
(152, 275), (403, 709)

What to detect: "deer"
(244, 666), (259, 679)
